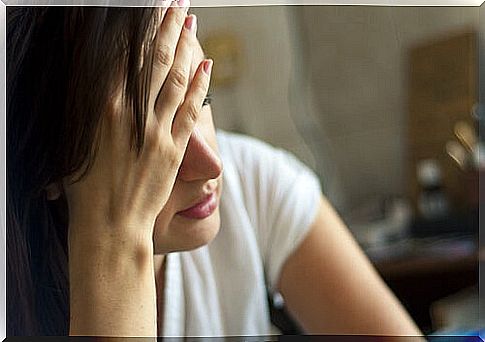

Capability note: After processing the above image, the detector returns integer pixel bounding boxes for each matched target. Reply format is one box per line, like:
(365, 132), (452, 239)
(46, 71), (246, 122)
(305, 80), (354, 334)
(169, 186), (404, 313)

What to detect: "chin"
(152, 208), (221, 255)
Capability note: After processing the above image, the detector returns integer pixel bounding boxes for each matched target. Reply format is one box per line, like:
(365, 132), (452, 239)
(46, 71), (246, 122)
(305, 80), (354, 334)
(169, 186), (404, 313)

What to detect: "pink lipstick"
(177, 192), (218, 220)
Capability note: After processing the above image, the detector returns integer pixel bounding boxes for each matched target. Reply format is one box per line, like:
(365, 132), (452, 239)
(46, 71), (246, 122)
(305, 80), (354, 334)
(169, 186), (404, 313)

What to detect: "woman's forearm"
(62, 5), (204, 338)
(69, 224), (157, 338)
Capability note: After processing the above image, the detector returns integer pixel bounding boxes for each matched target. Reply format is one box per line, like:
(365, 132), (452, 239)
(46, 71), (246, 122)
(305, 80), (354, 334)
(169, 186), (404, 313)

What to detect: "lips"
(177, 192), (218, 220)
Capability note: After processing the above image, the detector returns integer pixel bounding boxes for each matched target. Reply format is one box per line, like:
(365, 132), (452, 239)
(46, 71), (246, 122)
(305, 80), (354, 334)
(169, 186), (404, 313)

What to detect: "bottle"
(416, 159), (449, 220)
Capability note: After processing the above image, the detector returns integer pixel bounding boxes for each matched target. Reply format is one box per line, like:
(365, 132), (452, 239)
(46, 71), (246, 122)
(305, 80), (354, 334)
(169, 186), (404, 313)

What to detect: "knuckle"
(166, 149), (180, 169)
(173, 11), (186, 27)
(154, 44), (173, 69)
(170, 151), (180, 166)
(194, 81), (208, 98)
(145, 125), (162, 152)
(153, 132), (164, 149)
(168, 68), (188, 90)
(184, 102), (200, 124)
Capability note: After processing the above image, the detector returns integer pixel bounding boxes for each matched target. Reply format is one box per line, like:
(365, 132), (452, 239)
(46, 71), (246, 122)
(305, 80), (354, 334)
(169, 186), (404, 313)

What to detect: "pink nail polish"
(203, 60), (213, 74)
(184, 15), (196, 32)
(177, 0), (189, 8)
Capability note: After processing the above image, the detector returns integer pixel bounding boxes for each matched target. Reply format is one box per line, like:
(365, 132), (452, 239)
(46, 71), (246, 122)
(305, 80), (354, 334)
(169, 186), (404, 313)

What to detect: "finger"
(148, 1), (190, 110)
(154, 14), (196, 127)
(160, 0), (172, 9)
(172, 59), (213, 148)
(159, 2), (170, 21)
(189, 39), (205, 84)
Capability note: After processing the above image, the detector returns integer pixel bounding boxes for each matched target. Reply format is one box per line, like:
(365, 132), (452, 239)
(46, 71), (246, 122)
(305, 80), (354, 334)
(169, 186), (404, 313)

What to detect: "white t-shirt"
(161, 130), (322, 337)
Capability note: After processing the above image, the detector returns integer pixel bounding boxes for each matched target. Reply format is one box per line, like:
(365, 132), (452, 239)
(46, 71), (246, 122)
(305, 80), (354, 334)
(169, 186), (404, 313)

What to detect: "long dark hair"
(7, 6), (160, 335)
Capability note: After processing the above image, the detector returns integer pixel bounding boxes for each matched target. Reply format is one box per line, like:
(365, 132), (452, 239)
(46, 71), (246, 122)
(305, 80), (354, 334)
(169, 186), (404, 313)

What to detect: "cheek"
(152, 205), (222, 254)
(152, 176), (223, 254)
(151, 105), (221, 253)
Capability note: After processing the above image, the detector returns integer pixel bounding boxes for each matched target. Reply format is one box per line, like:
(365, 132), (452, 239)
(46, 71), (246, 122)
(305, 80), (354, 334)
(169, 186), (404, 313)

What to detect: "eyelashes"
(202, 92), (212, 106)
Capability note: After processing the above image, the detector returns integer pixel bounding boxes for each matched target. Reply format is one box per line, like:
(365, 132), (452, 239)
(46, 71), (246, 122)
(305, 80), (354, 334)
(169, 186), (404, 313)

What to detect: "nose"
(177, 128), (223, 182)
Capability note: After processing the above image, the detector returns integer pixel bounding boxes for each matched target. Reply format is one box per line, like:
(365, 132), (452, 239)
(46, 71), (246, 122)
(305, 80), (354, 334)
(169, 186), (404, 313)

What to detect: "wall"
(297, 6), (479, 210)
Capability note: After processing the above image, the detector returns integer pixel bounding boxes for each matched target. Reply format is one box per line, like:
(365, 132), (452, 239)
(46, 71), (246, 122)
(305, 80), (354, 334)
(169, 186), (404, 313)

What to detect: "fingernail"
(203, 59), (213, 75)
(177, 0), (190, 10)
(184, 14), (196, 33)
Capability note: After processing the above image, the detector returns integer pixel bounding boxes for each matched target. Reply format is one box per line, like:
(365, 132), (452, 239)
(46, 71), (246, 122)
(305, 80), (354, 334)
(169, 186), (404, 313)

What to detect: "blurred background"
(192, 5), (482, 336)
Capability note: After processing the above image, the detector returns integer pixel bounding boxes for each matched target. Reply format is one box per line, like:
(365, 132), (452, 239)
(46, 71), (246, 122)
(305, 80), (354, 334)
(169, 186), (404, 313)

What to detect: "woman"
(7, 4), (423, 337)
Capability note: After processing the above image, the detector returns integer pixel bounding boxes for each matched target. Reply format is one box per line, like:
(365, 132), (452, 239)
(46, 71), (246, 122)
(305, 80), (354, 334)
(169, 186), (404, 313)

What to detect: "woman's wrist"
(69, 227), (154, 270)
(68, 213), (155, 249)
(69, 221), (157, 337)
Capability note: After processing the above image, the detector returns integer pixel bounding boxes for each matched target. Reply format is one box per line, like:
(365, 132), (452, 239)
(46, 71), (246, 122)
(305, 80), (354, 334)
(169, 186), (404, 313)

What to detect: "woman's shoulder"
(216, 129), (296, 170)
(216, 129), (276, 159)
(214, 130), (322, 293)
(216, 129), (318, 184)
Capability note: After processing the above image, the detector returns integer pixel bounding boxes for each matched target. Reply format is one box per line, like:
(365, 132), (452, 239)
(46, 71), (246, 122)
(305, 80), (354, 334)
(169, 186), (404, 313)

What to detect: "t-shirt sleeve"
(217, 131), (322, 293)
(259, 147), (322, 292)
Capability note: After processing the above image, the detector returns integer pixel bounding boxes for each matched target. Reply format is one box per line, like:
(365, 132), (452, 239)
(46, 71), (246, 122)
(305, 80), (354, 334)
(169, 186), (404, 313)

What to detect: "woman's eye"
(202, 93), (212, 106)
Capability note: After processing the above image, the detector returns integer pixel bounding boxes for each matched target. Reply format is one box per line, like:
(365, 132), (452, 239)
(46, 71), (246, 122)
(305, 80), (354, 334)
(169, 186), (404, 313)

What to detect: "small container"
(417, 159), (449, 220)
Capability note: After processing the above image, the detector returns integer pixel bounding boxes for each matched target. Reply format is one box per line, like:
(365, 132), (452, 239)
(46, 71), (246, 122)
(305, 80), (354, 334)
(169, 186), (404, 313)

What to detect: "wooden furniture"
(374, 246), (478, 334)
(405, 28), (479, 334)
(407, 30), (478, 215)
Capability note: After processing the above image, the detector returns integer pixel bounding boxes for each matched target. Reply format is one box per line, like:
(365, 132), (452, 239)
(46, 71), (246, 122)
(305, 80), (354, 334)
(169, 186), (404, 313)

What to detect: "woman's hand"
(68, 4), (212, 337)
(66, 7), (212, 246)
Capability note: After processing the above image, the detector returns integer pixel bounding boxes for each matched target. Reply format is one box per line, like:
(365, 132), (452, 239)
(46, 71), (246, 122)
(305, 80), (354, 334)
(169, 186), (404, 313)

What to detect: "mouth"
(176, 191), (218, 220)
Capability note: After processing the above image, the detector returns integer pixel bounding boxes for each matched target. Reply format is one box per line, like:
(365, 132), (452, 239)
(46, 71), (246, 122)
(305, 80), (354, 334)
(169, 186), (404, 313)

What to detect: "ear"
(45, 182), (62, 201)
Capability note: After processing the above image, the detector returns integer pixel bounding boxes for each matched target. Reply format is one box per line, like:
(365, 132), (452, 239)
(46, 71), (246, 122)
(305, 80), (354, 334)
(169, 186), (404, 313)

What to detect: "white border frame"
(0, 1), (483, 340)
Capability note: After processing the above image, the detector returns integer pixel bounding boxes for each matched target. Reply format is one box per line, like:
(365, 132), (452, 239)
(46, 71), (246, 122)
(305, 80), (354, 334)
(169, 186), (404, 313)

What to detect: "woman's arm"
(69, 221), (157, 337)
(67, 5), (212, 337)
(278, 196), (423, 337)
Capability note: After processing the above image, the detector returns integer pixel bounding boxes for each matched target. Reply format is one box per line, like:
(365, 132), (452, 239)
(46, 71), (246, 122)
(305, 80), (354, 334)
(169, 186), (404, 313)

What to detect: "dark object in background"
(409, 209), (478, 239)
(416, 159), (450, 220)
(407, 31), (477, 218)
(268, 292), (303, 335)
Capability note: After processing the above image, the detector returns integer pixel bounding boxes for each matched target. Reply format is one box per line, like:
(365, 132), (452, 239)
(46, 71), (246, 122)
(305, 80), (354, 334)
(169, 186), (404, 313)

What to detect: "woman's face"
(152, 41), (223, 254)
(46, 34), (220, 255)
